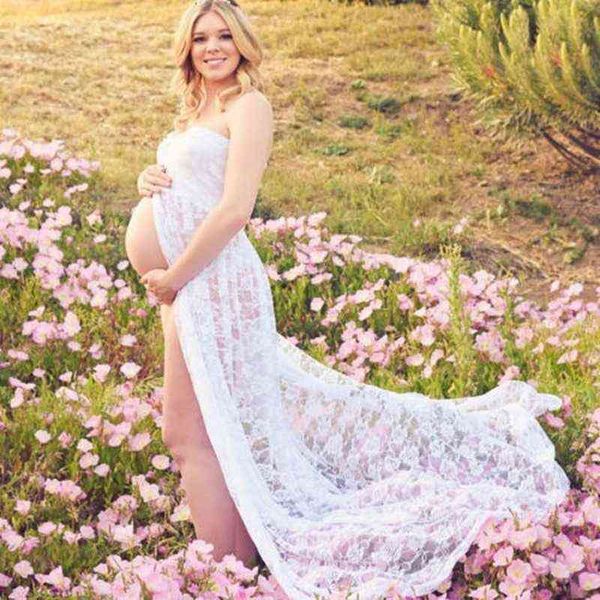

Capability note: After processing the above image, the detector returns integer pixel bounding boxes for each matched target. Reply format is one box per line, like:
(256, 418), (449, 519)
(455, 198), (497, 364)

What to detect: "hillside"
(1, 0), (598, 306)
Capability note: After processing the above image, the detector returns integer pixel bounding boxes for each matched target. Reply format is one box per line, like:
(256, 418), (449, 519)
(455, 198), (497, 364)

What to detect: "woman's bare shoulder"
(223, 89), (273, 146)
(226, 88), (271, 112)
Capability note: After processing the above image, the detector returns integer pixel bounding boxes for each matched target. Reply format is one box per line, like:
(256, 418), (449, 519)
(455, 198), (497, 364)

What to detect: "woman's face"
(190, 10), (241, 86)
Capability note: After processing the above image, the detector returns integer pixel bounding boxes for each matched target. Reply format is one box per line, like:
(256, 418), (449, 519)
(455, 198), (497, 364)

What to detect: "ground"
(0, 0), (597, 306)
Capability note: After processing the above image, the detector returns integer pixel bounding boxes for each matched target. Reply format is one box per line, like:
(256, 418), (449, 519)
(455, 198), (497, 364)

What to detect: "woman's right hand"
(137, 164), (172, 197)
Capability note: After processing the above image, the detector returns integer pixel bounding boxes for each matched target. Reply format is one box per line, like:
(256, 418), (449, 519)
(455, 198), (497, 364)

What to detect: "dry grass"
(1, 0), (598, 304)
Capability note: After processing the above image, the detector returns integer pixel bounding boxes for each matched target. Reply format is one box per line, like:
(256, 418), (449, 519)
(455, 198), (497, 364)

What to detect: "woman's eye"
(194, 34), (232, 42)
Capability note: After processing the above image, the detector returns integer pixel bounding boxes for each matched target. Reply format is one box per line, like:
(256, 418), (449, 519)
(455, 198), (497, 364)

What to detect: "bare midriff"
(125, 196), (169, 277)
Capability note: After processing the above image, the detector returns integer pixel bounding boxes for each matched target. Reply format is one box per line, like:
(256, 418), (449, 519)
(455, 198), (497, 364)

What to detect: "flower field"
(0, 128), (599, 598)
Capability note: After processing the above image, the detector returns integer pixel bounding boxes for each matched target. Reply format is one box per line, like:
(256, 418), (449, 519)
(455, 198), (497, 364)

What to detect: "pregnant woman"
(125, 1), (571, 598)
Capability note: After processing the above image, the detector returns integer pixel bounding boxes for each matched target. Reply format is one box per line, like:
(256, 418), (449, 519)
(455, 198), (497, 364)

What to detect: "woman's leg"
(233, 500), (259, 565)
(159, 302), (258, 565)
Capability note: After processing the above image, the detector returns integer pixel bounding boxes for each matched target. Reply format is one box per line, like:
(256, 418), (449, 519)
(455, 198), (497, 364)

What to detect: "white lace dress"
(151, 126), (571, 600)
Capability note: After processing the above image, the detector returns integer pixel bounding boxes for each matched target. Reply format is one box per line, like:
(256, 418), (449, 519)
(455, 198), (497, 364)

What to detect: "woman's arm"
(163, 92), (273, 291)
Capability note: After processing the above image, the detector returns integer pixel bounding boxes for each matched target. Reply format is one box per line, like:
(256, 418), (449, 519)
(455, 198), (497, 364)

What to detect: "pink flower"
(43, 565), (71, 592)
(79, 453), (99, 469)
(561, 543), (585, 573)
(44, 478), (86, 502)
(508, 526), (537, 551)
(474, 329), (506, 363)
(397, 293), (414, 311)
(529, 553), (550, 575)
(310, 297), (325, 312)
(265, 264), (280, 281)
(549, 558), (570, 579)
(566, 282), (583, 296)
(3, 530), (24, 552)
(500, 365), (520, 382)
(358, 304), (375, 321)
(492, 545), (514, 566)
(50, 157), (63, 171)
(77, 438), (93, 452)
(171, 502), (191, 523)
(557, 349), (578, 364)
(93, 364), (111, 383)
(112, 523), (137, 550)
(10, 389), (25, 409)
(86, 209), (102, 225)
(13, 560), (33, 578)
(405, 353), (424, 367)
(62, 311), (81, 336)
(409, 324), (436, 347)
(514, 326), (534, 349)
(15, 500), (31, 515)
(119, 334), (137, 346)
(151, 455), (171, 470)
(579, 572), (600, 592)
(34, 430), (51, 444)
(8, 585), (29, 599)
(282, 264), (305, 281)
(498, 578), (526, 598)
(79, 525), (95, 540)
(94, 464), (110, 477)
(120, 362), (141, 379)
(89, 342), (103, 359)
(544, 413), (565, 429)
(128, 432), (151, 451)
(506, 559), (532, 584)
(58, 371), (73, 383)
(470, 583), (499, 599)
(38, 521), (58, 535)
(7, 349), (28, 361)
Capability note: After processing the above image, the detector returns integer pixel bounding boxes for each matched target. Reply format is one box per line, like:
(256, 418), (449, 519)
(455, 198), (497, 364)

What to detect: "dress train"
(151, 125), (571, 599)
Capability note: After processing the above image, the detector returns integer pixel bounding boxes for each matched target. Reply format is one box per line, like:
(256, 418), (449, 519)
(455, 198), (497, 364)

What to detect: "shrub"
(433, 0), (600, 170)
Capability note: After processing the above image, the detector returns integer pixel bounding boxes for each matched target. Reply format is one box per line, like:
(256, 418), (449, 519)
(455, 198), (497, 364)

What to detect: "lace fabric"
(151, 127), (571, 599)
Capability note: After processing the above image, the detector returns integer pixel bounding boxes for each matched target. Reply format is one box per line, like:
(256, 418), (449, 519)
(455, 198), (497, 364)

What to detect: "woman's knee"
(161, 413), (216, 459)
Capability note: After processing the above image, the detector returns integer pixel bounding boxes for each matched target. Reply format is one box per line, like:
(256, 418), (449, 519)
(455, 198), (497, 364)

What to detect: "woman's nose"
(207, 38), (220, 51)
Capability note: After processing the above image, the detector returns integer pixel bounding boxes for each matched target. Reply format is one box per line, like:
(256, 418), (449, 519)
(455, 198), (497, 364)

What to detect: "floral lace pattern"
(151, 128), (571, 599)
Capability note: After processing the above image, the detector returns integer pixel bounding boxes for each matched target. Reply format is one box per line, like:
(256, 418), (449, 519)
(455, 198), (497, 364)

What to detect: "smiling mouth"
(204, 58), (226, 64)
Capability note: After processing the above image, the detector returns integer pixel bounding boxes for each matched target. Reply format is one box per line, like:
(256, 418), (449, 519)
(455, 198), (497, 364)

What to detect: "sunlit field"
(1, 0), (598, 304)
(1, 0), (599, 598)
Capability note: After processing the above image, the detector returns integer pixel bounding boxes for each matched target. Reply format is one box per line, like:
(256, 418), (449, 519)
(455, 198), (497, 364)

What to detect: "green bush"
(433, 0), (600, 170)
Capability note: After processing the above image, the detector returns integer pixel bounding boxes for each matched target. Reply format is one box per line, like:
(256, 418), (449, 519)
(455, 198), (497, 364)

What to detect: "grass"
(0, 1), (599, 590)
(1, 130), (598, 595)
(0, 0), (598, 306)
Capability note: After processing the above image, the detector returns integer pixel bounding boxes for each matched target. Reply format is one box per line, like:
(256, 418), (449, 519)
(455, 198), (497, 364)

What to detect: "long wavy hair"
(169, 0), (265, 132)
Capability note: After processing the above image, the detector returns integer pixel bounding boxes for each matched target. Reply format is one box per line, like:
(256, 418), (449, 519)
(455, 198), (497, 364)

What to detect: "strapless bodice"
(151, 125), (251, 266)
(156, 125), (230, 196)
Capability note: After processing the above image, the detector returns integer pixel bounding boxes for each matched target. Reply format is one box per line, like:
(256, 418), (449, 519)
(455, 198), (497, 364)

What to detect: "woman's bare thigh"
(160, 302), (213, 451)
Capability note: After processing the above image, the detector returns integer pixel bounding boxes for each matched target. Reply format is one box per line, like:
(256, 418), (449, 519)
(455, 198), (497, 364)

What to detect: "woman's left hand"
(141, 269), (180, 305)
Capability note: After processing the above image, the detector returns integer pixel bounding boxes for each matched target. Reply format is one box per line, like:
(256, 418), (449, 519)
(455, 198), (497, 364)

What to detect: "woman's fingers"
(142, 180), (165, 193)
(146, 172), (172, 187)
(137, 165), (172, 198)
(148, 165), (172, 187)
(139, 183), (160, 197)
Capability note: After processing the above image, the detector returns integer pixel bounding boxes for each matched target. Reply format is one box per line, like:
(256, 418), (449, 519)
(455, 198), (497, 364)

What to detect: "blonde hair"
(169, 0), (265, 132)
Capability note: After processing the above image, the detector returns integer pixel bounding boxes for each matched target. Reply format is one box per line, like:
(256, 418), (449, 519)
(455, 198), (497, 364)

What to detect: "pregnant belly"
(124, 196), (169, 277)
